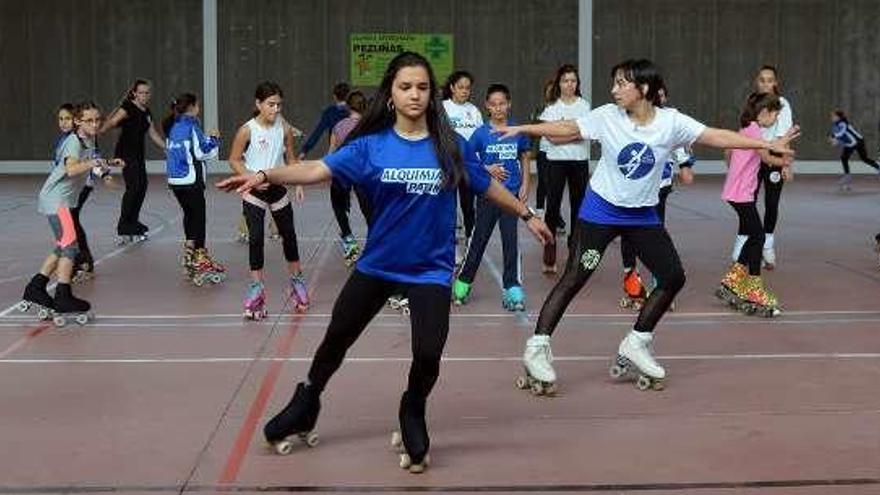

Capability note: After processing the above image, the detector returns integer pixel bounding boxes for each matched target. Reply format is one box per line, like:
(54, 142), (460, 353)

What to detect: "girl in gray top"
(20, 101), (123, 325)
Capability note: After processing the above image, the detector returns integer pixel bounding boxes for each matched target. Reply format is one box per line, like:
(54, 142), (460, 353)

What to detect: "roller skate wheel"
(75, 313), (90, 325)
(274, 440), (294, 456)
(400, 307), (411, 316)
(210, 274), (223, 284)
(300, 431), (319, 447)
(192, 276), (205, 287)
(37, 308), (51, 320)
(389, 299), (401, 310)
(408, 456), (429, 474)
(53, 316), (66, 327)
(399, 453), (412, 469)
(390, 430), (402, 449)
(17, 301), (30, 312)
(515, 376), (528, 390)
(529, 381), (544, 395)
(609, 364), (627, 379)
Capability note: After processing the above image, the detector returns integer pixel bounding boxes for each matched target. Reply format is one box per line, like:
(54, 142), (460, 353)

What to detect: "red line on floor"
(0, 323), (50, 359)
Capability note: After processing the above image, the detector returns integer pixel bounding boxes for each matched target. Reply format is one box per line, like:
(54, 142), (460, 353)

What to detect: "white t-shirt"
(576, 104), (706, 208)
(242, 117), (285, 171)
(443, 100), (483, 141)
(539, 97), (591, 161)
(761, 96), (793, 140)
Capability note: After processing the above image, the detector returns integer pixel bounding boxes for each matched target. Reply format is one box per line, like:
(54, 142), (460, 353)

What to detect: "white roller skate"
(837, 173), (853, 192)
(502, 285), (525, 312)
(516, 334), (557, 396)
(115, 233), (148, 246)
(387, 294), (410, 316)
(762, 235), (776, 270)
(610, 330), (665, 391)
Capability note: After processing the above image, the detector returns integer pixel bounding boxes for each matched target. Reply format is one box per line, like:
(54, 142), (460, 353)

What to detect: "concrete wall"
(593, 0), (880, 160)
(0, 0), (203, 161)
(3, 0), (879, 163)
(217, 0), (577, 157)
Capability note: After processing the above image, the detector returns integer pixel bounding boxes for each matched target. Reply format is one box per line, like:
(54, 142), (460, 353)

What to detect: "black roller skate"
(52, 283), (92, 327)
(391, 391), (430, 473)
(18, 274), (55, 320)
(264, 382), (321, 455)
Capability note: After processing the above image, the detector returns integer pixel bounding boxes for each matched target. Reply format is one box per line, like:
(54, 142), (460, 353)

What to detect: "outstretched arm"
(697, 125), (800, 156)
(216, 160), (332, 194)
(495, 120), (583, 141)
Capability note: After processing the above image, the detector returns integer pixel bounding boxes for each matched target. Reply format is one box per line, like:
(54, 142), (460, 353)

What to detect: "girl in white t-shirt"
(500, 59), (798, 395)
(539, 64), (592, 273)
(442, 70), (483, 256)
(740, 65), (795, 270)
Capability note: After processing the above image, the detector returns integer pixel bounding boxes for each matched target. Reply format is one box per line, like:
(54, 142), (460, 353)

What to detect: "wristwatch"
(520, 206), (537, 222)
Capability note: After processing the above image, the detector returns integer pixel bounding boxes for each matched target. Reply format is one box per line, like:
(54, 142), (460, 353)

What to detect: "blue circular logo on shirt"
(617, 143), (656, 180)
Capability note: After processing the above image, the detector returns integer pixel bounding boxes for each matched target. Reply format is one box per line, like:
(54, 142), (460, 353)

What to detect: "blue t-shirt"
(467, 122), (530, 192)
(324, 128), (492, 286)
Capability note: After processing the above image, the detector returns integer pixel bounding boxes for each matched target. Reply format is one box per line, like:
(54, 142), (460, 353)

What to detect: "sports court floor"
(0, 174), (878, 494)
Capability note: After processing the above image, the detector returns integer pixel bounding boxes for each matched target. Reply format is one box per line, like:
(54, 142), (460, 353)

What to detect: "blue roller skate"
(337, 235), (360, 267)
(502, 285), (525, 312)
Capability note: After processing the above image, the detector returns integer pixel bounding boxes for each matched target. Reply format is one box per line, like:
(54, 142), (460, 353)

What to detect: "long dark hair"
(344, 51), (464, 189)
(611, 59), (665, 106)
(162, 92), (198, 136)
(755, 65), (782, 95)
(441, 70), (475, 101)
(252, 81), (284, 118)
(739, 92), (781, 128)
(551, 64), (582, 102)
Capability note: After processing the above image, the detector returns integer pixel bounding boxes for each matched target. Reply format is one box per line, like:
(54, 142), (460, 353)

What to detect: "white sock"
(764, 233), (775, 250)
(732, 235), (748, 261)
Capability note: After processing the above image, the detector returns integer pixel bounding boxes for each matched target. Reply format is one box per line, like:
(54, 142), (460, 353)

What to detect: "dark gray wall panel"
(218, 0), (578, 157)
(0, 0), (202, 160)
(594, 0), (879, 159)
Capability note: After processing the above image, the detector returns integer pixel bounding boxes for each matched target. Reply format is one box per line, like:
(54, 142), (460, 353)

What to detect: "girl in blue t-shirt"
(453, 83), (532, 311)
(218, 52), (552, 473)
(498, 59), (798, 396)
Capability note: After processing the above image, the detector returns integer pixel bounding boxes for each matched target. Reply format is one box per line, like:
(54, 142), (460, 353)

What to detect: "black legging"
(757, 162), (784, 234)
(117, 155), (148, 235)
(535, 151), (549, 210)
(71, 185), (94, 268)
(242, 184), (300, 270)
(457, 181), (475, 238)
(306, 270), (451, 399)
(840, 139), (879, 174)
(171, 186), (207, 249)
(545, 159), (589, 243)
(536, 220), (685, 336)
(621, 185), (671, 269)
(330, 178), (372, 238)
(729, 201), (765, 275)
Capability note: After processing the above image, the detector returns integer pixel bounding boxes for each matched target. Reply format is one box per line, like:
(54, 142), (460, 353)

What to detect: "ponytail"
(161, 92), (198, 136)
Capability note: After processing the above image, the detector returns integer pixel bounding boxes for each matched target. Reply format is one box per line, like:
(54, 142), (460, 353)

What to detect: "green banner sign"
(350, 33), (453, 86)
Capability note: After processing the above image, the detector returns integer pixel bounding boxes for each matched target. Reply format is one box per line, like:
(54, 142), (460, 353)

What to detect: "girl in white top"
(538, 64), (592, 273)
(743, 65), (795, 270)
(442, 70), (483, 247)
(499, 59), (798, 395)
(228, 81), (309, 319)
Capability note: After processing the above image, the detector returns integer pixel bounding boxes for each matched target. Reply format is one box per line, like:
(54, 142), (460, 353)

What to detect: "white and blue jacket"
(830, 120), (863, 149)
(165, 115), (219, 187)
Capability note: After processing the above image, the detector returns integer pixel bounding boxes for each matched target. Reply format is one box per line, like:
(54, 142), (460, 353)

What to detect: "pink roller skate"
(287, 274), (310, 313)
(243, 281), (267, 320)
